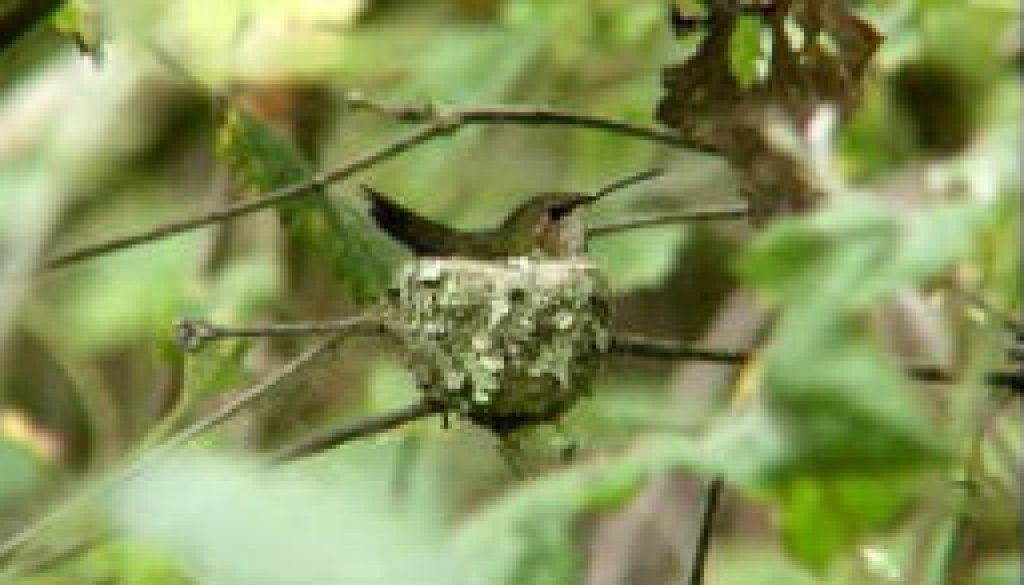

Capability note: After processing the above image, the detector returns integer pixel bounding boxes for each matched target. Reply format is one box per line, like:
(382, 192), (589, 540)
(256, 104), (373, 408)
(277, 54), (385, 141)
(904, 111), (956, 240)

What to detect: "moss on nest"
(385, 256), (610, 432)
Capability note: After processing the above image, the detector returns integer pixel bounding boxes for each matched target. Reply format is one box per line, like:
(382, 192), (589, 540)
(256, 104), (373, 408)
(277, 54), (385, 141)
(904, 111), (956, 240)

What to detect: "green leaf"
(181, 338), (249, 399)
(59, 539), (192, 585)
(712, 195), (990, 569)
(729, 14), (765, 88)
(216, 107), (404, 303)
(774, 475), (911, 571)
(737, 195), (990, 311)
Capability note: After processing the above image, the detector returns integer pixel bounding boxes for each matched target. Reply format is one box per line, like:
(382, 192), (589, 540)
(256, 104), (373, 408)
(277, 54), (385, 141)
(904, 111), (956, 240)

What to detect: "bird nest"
(385, 256), (611, 432)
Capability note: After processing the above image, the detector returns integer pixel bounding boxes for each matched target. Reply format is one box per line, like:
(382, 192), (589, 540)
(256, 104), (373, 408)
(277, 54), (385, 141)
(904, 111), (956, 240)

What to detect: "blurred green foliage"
(0, 0), (1018, 584)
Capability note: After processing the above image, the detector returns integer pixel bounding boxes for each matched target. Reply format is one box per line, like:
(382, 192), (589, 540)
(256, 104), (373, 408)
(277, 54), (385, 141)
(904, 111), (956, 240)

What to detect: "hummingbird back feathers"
(361, 168), (662, 259)
(362, 185), (500, 258)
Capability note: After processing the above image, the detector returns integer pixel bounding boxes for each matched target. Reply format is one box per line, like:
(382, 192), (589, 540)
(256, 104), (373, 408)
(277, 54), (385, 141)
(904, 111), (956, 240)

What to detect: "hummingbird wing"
(361, 185), (466, 256)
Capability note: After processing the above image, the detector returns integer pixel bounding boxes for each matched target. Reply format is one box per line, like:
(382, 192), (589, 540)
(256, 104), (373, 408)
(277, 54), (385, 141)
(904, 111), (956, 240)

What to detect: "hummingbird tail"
(361, 185), (463, 256)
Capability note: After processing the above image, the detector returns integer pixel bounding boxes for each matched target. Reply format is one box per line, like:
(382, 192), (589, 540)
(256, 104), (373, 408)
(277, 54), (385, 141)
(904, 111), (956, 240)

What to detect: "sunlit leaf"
(60, 539), (193, 585)
(774, 475), (912, 571)
(728, 14), (764, 88)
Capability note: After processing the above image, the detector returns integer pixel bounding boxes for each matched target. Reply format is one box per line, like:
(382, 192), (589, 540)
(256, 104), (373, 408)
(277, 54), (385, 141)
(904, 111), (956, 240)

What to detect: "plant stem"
(686, 477), (724, 585)
(173, 316), (391, 350)
(609, 334), (955, 383)
(609, 335), (748, 364)
(271, 401), (442, 462)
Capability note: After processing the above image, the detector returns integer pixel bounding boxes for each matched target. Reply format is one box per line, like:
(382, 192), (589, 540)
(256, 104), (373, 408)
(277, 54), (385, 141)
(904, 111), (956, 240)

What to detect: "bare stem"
(272, 401), (442, 462)
(173, 316), (391, 351)
(610, 335), (747, 364)
(587, 202), (750, 238)
(687, 477), (724, 585)
(610, 334), (955, 383)
(44, 123), (446, 270)
(340, 91), (708, 151)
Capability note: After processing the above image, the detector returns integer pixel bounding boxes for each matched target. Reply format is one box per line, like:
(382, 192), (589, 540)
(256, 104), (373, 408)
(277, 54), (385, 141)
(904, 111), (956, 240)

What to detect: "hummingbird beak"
(551, 167), (665, 218)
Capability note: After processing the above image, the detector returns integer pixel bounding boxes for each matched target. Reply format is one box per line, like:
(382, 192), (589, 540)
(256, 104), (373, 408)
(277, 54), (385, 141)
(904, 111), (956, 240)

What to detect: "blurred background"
(0, 0), (1019, 583)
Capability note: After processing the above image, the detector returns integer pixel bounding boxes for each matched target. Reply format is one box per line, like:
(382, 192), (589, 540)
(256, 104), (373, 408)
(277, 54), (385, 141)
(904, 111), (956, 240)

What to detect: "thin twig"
(272, 401), (442, 462)
(587, 202), (750, 237)
(44, 123), (446, 270)
(44, 98), (706, 271)
(340, 91), (708, 151)
(610, 335), (747, 364)
(609, 334), (956, 383)
(173, 316), (390, 351)
(687, 476), (724, 585)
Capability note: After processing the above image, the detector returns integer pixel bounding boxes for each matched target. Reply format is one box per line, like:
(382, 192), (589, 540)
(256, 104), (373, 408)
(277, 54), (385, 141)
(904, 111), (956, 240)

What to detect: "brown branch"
(340, 91), (709, 152)
(173, 316), (392, 351)
(271, 401), (442, 462)
(610, 335), (747, 364)
(44, 123), (446, 270)
(44, 96), (707, 271)
(587, 202), (750, 238)
(609, 334), (956, 383)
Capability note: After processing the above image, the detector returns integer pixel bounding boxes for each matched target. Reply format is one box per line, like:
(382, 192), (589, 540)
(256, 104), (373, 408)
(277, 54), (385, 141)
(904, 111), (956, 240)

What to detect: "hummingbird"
(361, 168), (662, 259)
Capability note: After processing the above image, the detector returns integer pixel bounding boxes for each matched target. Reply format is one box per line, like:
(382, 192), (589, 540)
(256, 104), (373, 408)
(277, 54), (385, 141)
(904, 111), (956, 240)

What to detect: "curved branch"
(44, 122), (446, 270)
(340, 91), (709, 151)
(44, 96), (708, 271)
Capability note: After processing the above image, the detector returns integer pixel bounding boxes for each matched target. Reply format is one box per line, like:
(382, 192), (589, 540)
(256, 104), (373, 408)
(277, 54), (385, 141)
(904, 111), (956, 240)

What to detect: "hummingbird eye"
(547, 201), (577, 221)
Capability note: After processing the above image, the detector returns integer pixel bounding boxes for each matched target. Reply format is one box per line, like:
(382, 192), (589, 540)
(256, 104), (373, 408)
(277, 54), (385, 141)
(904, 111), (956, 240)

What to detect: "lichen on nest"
(384, 256), (610, 432)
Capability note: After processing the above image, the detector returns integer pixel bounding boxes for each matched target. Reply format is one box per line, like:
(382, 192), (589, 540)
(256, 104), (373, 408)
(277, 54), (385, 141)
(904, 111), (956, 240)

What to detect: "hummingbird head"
(502, 168), (664, 257)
